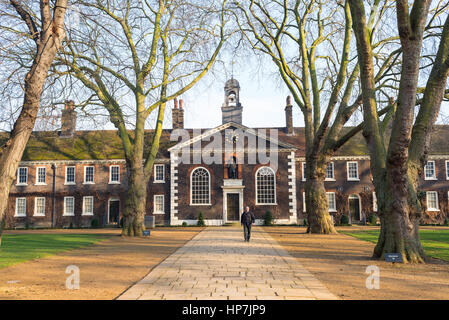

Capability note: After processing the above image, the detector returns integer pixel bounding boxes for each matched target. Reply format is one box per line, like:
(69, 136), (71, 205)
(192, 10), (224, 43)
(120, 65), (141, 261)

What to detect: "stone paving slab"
(118, 226), (338, 300)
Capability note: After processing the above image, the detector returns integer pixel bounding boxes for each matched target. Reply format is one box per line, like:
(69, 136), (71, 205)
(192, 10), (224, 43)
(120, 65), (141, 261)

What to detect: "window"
(65, 166), (76, 184)
(373, 192), (378, 212)
(424, 161), (437, 180)
(154, 164), (165, 183)
(15, 198), (26, 217)
(303, 192), (306, 212)
(36, 167), (46, 185)
(154, 195), (165, 214)
(82, 196), (94, 215)
(190, 167), (210, 205)
(347, 161), (359, 180)
(17, 167), (28, 185)
(84, 166), (95, 184)
(64, 197), (75, 216)
(109, 165), (120, 183)
(326, 192), (337, 212)
(325, 162), (335, 180)
(426, 191), (439, 211)
(302, 162), (306, 181)
(446, 161), (449, 180)
(34, 197), (45, 216)
(256, 167), (276, 204)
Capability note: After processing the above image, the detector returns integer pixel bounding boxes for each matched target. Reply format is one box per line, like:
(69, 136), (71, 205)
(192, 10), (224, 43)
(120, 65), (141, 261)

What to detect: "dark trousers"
(243, 223), (252, 241)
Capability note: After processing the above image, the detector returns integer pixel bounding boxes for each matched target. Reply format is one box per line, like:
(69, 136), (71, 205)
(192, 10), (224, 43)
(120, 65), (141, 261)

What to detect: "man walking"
(241, 206), (255, 242)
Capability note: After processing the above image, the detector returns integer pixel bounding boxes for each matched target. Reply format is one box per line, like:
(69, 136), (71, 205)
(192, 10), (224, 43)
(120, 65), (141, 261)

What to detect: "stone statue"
(227, 157), (238, 179)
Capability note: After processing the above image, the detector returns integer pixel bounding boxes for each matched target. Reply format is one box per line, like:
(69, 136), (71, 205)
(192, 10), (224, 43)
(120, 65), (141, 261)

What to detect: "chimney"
(60, 100), (76, 137)
(172, 98), (184, 129)
(285, 96), (293, 135)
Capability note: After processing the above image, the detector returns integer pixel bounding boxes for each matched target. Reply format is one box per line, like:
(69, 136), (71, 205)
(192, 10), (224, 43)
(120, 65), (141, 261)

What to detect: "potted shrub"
(340, 214), (349, 225)
(264, 210), (274, 226)
(197, 212), (205, 227)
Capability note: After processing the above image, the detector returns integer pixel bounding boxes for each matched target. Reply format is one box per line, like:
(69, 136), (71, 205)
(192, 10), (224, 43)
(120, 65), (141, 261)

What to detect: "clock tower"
(221, 78), (243, 124)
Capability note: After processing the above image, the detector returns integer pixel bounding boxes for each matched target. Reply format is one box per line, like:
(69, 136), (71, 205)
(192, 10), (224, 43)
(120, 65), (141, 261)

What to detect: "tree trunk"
(0, 219), (5, 247)
(305, 179), (336, 234)
(0, 0), (67, 246)
(121, 162), (147, 237)
(372, 177), (425, 263)
(0, 51), (58, 239)
(349, 0), (430, 263)
(305, 159), (336, 234)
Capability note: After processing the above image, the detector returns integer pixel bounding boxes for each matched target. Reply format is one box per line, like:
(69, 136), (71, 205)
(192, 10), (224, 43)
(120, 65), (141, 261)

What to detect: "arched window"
(191, 167), (211, 205)
(256, 167), (276, 204)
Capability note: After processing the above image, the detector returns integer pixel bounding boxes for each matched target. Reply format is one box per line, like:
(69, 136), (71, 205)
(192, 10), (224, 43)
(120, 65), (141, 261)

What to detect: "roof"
(3, 124), (448, 162)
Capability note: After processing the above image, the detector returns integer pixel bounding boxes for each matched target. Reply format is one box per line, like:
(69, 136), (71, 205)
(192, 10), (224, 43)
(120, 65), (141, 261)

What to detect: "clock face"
(225, 130), (239, 144)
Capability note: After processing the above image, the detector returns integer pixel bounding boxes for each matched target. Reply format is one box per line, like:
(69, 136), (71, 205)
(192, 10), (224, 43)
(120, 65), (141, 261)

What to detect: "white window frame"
(17, 167), (28, 186)
(347, 161), (360, 181)
(301, 162), (306, 181)
(255, 166), (277, 205)
(35, 166), (47, 185)
(373, 192), (378, 212)
(109, 165), (121, 184)
(65, 166), (76, 185)
(34, 197), (46, 216)
(446, 160), (449, 180)
(326, 192), (337, 212)
(153, 195), (165, 214)
(190, 167), (211, 205)
(63, 196), (75, 216)
(154, 164), (165, 183)
(424, 161), (437, 180)
(15, 197), (27, 217)
(426, 191), (439, 211)
(83, 166), (95, 184)
(325, 162), (335, 181)
(82, 196), (94, 216)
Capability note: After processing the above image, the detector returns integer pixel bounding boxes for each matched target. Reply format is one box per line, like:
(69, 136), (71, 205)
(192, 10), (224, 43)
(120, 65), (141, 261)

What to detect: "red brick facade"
(5, 133), (449, 228)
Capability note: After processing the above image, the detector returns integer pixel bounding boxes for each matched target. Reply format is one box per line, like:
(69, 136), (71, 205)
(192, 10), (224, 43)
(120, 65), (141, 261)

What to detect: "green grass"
(0, 234), (106, 269)
(343, 229), (449, 261)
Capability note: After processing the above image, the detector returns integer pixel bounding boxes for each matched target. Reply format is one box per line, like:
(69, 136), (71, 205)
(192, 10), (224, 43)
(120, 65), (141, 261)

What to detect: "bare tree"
(55, 0), (230, 236)
(232, 0), (397, 233)
(0, 0), (68, 246)
(349, 0), (449, 263)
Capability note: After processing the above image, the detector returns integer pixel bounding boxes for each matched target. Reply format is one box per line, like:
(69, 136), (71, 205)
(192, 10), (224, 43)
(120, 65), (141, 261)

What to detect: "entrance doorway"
(108, 199), (120, 225)
(348, 194), (361, 221)
(226, 193), (240, 221)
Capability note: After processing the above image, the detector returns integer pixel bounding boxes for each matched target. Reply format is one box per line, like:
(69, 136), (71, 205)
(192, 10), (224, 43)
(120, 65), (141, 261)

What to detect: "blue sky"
(161, 66), (306, 130)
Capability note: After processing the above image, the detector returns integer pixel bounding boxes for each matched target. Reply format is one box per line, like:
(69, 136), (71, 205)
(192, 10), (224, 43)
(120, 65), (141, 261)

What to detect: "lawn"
(343, 229), (449, 261)
(0, 234), (107, 269)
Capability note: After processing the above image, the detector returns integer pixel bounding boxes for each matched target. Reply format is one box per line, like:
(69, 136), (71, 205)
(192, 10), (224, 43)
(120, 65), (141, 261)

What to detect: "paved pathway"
(118, 226), (337, 300)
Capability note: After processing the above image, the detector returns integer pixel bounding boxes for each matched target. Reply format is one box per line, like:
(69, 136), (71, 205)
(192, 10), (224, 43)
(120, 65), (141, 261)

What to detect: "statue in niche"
(227, 156), (238, 179)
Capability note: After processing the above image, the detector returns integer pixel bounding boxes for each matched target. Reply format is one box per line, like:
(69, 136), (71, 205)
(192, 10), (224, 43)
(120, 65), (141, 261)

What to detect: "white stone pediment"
(168, 122), (297, 152)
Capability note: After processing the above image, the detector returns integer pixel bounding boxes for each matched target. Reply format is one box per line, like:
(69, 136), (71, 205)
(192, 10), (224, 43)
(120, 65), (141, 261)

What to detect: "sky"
(175, 71), (304, 130)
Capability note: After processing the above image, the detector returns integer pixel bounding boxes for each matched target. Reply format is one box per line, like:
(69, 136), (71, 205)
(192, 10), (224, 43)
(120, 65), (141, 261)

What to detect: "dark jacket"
(241, 210), (255, 225)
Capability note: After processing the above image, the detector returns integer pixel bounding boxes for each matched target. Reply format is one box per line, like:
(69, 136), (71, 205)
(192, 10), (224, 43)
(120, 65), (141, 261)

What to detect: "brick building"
(4, 79), (449, 228)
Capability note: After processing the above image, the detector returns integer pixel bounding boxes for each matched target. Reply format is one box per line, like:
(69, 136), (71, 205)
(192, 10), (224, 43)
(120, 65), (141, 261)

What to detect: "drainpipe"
(51, 163), (56, 228)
